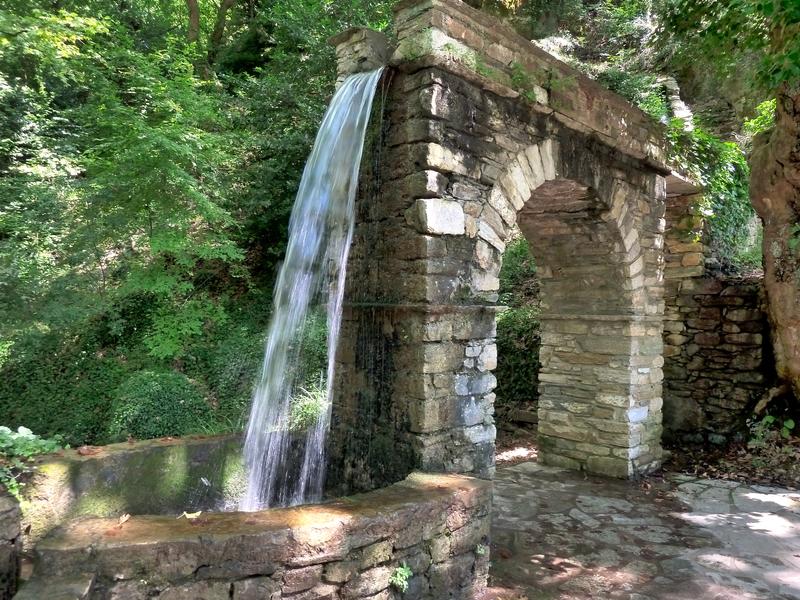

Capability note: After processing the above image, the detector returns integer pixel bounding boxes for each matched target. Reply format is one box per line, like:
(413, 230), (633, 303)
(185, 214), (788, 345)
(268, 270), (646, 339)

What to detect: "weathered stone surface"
(414, 198), (466, 235)
(492, 461), (800, 600)
(24, 473), (491, 600)
(662, 192), (768, 441)
(232, 576), (281, 600)
(14, 573), (95, 600)
(20, 433), (245, 551)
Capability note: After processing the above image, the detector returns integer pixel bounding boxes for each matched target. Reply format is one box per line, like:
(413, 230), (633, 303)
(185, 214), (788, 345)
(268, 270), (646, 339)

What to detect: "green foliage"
(0, 426), (63, 497)
(389, 563), (413, 593)
(288, 380), (329, 432)
(496, 238), (540, 414)
(749, 414), (796, 448)
(656, 0), (800, 94)
(108, 371), (212, 441)
(666, 118), (759, 269)
(499, 238), (538, 306)
(596, 69), (670, 120)
(0, 0), (393, 445)
(297, 311), (329, 385)
(743, 99), (777, 137)
(0, 326), (132, 445)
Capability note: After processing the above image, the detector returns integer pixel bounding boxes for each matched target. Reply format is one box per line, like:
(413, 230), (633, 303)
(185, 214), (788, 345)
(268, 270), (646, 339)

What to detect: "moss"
(20, 434), (243, 548)
(74, 492), (127, 517)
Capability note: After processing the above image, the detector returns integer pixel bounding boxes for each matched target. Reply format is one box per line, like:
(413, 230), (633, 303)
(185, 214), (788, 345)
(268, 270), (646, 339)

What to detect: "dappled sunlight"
(496, 445), (538, 466)
(745, 512), (799, 538)
(741, 491), (800, 511)
(491, 461), (800, 599)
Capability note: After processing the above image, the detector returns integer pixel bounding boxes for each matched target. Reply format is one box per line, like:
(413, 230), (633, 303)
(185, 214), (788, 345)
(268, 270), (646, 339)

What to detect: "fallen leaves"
(76, 446), (101, 456)
(177, 510), (203, 520)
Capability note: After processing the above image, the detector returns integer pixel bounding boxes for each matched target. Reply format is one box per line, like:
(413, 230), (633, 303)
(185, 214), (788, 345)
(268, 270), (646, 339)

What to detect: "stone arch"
(473, 137), (665, 477)
(327, 0), (670, 494)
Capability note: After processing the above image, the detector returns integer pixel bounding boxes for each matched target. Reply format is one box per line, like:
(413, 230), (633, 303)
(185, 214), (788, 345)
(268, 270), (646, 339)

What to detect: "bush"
(200, 323), (266, 428)
(0, 329), (133, 446)
(496, 306), (541, 414)
(108, 371), (212, 441)
(666, 118), (758, 271)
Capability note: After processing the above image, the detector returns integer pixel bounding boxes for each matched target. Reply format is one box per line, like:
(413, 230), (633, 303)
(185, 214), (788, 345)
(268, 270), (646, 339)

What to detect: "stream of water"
(239, 68), (384, 511)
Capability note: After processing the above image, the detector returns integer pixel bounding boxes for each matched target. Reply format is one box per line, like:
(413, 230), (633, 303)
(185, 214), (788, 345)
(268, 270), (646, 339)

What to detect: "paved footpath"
(487, 461), (800, 600)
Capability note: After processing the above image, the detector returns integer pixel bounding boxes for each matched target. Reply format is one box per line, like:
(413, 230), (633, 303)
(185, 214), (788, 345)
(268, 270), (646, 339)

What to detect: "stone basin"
(16, 471), (490, 599)
(19, 433), (246, 552)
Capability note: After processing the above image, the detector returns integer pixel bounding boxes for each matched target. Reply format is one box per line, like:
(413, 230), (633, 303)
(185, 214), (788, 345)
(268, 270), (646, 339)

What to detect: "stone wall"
(18, 473), (490, 600)
(20, 434), (244, 551)
(662, 191), (770, 440)
(0, 496), (20, 600)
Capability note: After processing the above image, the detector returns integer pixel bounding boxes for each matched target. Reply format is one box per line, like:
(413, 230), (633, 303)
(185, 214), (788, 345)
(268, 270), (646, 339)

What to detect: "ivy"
(666, 118), (759, 270)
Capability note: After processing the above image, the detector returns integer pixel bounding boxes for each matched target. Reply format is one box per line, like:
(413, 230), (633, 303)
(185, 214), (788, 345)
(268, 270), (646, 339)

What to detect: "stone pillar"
(328, 28), (392, 85)
(536, 314), (665, 477)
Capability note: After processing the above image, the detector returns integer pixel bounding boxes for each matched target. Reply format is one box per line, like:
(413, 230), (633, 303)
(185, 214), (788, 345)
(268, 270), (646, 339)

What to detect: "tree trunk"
(186, 0), (200, 43)
(749, 82), (800, 401)
(207, 0), (237, 65)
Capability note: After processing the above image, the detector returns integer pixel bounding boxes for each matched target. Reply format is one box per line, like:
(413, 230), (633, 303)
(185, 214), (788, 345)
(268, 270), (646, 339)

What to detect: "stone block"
(160, 581), (232, 600)
(359, 540), (394, 569)
(282, 565), (322, 594)
(233, 577), (281, 600)
(414, 199), (466, 235)
(342, 566), (392, 598)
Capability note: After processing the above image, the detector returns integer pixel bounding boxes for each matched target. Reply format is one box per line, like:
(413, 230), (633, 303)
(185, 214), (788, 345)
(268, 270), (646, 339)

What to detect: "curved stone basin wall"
(20, 434), (245, 551)
(18, 472), (490, 600)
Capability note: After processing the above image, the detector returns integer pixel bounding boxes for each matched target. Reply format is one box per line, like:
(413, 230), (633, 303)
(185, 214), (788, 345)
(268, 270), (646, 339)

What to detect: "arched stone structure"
(485, 137), (665, 477)
(327, 0), (669, 495)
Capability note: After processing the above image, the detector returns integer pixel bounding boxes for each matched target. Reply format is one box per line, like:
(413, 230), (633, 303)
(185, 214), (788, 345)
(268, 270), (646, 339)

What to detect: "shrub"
(496, 306), (541, 413)
(108, 371), (212, 441)
(296, 310), (329, 385)
(0, 329), (132, 446)
(666, 118), (758, 271)
(202, 323), (266, 428)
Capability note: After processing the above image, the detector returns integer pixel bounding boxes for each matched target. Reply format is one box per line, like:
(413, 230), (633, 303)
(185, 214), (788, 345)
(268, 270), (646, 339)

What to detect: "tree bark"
(749, 82), (800, 401)
(207, 0), (237, 65)
(186, 0), (200, 43)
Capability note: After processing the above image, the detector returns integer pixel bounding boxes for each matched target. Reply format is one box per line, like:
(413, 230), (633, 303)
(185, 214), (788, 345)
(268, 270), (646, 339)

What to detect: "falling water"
(239, 68), (384, 511)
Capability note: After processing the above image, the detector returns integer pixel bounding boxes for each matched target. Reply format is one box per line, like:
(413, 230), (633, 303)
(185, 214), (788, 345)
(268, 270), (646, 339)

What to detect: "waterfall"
(239, 68), (384, 511)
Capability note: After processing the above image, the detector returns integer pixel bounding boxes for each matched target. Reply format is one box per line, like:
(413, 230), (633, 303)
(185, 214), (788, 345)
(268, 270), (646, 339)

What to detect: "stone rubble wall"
(663, 193), (770, 440)
(0, 496), (20, 600)
(19, 473), (490, 600)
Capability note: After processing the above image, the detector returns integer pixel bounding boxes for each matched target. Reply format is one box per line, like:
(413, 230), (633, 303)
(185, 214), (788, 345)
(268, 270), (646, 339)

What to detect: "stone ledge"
(28, 473), (491, 599)
(539, 313), (663, 322)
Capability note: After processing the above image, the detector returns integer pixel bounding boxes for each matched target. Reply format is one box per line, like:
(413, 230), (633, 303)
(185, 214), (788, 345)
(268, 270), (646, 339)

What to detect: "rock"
(414, 198), (466, 235)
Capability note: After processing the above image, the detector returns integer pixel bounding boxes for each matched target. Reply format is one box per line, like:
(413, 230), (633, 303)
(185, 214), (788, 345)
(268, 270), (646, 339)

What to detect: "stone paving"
(488, 461), (800, 599)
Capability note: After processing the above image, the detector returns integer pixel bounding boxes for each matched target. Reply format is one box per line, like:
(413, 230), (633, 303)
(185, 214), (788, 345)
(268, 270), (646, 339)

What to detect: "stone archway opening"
(485, 138), (665, 478)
